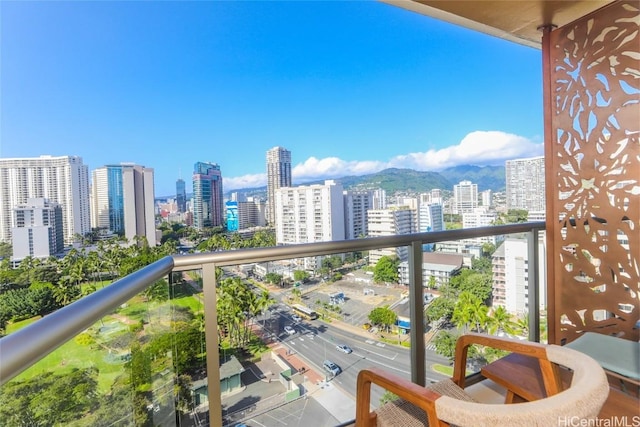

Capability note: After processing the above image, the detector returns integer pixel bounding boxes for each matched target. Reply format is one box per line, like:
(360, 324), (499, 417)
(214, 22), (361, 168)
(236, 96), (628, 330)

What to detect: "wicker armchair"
(355, 333), (610, 427)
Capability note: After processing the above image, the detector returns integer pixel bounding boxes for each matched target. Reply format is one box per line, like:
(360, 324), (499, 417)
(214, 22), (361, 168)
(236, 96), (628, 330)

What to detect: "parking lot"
(299, 277), (405, 328)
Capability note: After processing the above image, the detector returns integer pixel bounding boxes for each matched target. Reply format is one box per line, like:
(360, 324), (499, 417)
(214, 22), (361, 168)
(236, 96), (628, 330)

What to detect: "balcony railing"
(0, 222), (544, 426)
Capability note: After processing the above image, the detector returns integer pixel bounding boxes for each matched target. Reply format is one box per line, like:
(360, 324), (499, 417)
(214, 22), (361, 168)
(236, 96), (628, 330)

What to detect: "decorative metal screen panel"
(549, 1), (639, 343)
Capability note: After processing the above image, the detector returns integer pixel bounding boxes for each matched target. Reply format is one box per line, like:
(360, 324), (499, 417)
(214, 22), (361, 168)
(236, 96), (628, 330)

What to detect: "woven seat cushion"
(374, 379), (476, 427)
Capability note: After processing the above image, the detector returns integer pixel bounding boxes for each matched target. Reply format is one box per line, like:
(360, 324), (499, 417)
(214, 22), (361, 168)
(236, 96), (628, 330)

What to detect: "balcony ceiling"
(381, 0), (616, 48)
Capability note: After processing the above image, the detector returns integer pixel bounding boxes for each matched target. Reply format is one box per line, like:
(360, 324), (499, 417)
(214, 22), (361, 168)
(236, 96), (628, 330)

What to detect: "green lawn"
(6, 316), (41, 334)
(7, 282), (206, 394)
(431, 363), (472, 377)
(12, 321), (129, 393)
(432, 363), (454, 376)
(172, 296), (204, 313)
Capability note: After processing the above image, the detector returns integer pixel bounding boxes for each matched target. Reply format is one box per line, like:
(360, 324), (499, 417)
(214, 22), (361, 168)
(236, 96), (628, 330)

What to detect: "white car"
(292, 314), (302, 322)
(284, 325), (296, 335)
(336, 344), (353, 354)
(323, 360), (341, 376)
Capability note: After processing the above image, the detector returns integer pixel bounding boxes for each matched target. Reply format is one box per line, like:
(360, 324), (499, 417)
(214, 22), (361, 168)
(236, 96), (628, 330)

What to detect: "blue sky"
(1, 1), (543, 196)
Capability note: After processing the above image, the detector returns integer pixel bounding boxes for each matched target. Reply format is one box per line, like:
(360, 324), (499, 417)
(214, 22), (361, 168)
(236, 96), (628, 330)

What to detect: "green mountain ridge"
(160, 165), (506, 200)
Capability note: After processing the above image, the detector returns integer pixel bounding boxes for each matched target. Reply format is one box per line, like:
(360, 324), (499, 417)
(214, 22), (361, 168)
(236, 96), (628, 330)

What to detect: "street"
(258, 306), (451, 407)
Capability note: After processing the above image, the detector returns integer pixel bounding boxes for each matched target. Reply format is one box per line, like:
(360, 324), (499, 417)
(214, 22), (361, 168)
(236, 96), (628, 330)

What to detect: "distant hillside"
(336, 168), (452, 194)
(200, 165), (505, 200)
(439, 165), (505, 192)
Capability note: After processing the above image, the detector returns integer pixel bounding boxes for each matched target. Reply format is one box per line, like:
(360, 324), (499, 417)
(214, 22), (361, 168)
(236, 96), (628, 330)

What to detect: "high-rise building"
(462, 207), (499, 247)
(343, 190), (375, 240)
(192, 162), (223, 229)
(418, 201), (444, 233)
(266, 146), (292, 225)
(453, 180), (478, 214)
(91, 164), (157, 246)
(0, 155), (90, 244)
(176, 178), (187, 213)
(11, 198), (64, 261)
(274, 180), (345, 245)
(506, 156), (545, 212)
(367, 207), (416, 265)
(480, 190), (492, 207)
(236, 197), (266, 230)
(372, 189), (387, 210)
(492, 236), (547, 315)
(394, 196), (418, 210)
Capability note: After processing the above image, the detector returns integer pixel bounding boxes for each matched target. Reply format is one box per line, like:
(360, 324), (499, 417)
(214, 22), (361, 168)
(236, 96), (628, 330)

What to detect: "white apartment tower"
(492, 237), (547, 316)
(418, 201), (444, 233)
(372, 189), (387, 210)
(12, 198), (64, 261)
(0, 155), (90, 244)
(462, 207), (499, 245)
(343, 190), (375, 240)
(274, 180), (345, 245)
(506, 156), (546, 212)
(368, 207), (416, 265)
(91, 164), (156, 246)
(453, 180), (478, 214)
(266, 146), (292, 225)
(480, 190), (492, 207)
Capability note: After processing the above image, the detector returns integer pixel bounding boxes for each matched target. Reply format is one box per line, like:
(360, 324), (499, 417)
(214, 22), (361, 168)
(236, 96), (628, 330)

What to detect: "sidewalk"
(271, 345), (324, 387)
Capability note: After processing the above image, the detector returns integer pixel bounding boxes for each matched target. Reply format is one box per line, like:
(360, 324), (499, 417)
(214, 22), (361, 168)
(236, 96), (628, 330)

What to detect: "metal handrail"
(0, 221), (545, 390)
(172, 222), (544, 269)
(0, 256), (175, 385)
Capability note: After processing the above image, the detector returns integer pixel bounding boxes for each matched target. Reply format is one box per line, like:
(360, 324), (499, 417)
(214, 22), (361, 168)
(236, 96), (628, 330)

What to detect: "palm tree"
(18, 256), (38, 285)
(487, 306), (516, 336)
(468, 297), (489, 333)
(452, 292), (474, 332)
(53, 276), (80, 306)
(516, 313), (529, 336)
(256, 290), (275, 327)
(452, 291), (488, 333)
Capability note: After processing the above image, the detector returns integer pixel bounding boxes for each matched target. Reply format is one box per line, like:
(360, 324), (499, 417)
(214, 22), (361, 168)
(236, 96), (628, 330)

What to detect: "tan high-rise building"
(91, 164), (156, 246)
(266, 146), (292, 225)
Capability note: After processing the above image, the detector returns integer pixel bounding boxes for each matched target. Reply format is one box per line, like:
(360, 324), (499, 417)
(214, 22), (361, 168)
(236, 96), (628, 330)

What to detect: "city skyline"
(2, 1), (543, 196)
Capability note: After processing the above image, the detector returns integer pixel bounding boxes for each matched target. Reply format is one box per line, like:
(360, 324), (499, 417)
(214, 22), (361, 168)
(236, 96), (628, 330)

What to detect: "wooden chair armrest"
(356, 367), (443, 427)
(453, 333), (561, 397)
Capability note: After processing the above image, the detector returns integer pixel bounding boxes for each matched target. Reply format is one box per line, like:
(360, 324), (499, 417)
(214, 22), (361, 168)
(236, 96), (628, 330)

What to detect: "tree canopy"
(368, 306), (397, 332)
(373, 256), (399, 284)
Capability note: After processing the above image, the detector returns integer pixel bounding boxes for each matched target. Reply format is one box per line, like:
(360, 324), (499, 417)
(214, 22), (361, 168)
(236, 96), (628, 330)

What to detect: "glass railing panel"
(0, 275), (207, 427)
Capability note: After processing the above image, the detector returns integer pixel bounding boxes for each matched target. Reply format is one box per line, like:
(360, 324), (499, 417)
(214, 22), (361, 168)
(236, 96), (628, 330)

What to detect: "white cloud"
(224, 131), (543, 191)
(224, 173), (266, 191)
(388, 130), (542, 171)
(292, 157), (386, 182)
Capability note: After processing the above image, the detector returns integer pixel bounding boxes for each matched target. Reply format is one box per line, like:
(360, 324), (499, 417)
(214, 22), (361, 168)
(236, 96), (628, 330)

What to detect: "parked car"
(284, 325), (296, 335)
(292, 314), (302, 322)
(323, 360), (341, 376)
(336, 344), (353, 354)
